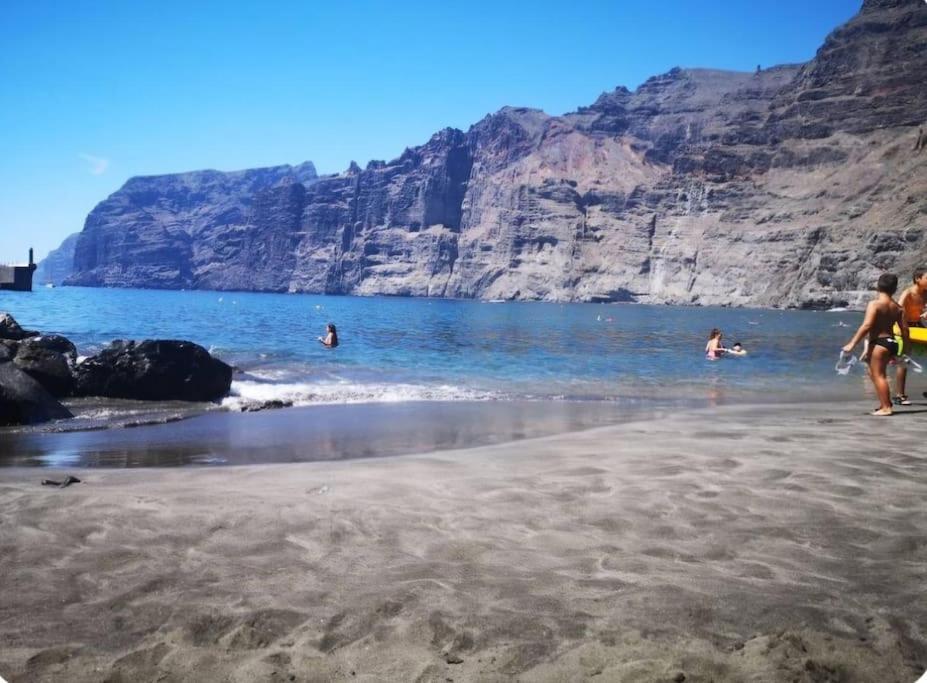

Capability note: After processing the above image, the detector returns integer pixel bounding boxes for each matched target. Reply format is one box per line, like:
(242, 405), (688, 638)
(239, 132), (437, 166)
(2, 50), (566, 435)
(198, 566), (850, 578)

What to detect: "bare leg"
(897, 362), (908, 399)
(869, 345), (893, 414)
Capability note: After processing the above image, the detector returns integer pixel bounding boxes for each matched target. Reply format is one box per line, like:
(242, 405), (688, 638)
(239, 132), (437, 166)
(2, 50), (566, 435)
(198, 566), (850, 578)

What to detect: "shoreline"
(2, 400), (926, 681)
(0, 387), (875, 468)
(8, 283), (869, 312)
(0, 399), (675, 468)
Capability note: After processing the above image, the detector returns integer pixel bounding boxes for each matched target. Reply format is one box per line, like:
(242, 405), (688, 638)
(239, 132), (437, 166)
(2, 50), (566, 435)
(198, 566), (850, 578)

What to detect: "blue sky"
(0, 0), (861, 261)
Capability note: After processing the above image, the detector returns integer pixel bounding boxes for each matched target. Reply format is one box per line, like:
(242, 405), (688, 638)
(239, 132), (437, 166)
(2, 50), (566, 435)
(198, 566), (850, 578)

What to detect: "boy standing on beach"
(894, 268), (927, 405)
(843, 273), (909, 416)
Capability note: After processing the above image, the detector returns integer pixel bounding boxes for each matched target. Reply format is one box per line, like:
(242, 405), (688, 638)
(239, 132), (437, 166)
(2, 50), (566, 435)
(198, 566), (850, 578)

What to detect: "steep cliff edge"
(34, 233), (80, 285)
(69, 163), (318, 289)
(66, 0), (927, 307)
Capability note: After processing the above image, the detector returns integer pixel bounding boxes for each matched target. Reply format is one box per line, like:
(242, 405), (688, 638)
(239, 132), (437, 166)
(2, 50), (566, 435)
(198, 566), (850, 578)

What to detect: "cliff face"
(69, 163), (318, 289)
(67, 0), (927, 307)
(34, 233), (80, 285)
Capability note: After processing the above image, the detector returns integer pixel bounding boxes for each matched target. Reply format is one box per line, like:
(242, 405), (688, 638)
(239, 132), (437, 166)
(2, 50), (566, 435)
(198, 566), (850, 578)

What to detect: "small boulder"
(241, 399), (293, 412)
(73, 340), (233, 402)
(0, 362), (73, 425)
(24, 335), (77, 363)
(13, 337), (76, 397)
(0, 313), (39, 341)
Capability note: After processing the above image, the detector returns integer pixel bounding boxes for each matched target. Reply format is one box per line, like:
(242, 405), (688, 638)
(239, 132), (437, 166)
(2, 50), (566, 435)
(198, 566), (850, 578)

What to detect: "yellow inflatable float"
(893, 323), (927, 350)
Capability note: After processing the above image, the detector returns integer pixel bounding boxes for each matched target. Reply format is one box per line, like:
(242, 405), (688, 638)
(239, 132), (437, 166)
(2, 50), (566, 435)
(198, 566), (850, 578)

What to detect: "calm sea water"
(1, 287), (883, 467)
(1, 286), (867, 407)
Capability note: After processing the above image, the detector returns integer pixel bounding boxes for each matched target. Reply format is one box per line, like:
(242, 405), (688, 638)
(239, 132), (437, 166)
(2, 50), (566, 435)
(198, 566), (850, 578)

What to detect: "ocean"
(0, 286), (879, 466)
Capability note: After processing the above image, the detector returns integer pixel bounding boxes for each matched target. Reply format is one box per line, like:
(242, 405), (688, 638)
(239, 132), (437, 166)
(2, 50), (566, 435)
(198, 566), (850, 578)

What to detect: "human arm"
(843, 303), (876, 353)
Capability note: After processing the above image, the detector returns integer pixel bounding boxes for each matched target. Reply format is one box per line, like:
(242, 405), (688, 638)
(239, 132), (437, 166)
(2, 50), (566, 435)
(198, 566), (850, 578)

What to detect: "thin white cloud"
(79, 153), (110, 175)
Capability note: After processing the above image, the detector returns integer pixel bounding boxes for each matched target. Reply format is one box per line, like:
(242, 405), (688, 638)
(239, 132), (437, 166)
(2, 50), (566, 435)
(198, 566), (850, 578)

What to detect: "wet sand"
(0, 400), (672, 468)
(2, 401), (927, 682)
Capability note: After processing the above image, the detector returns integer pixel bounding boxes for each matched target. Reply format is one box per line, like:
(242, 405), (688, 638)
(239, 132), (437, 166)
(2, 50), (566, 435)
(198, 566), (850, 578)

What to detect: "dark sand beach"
(2, 401), (927, 682)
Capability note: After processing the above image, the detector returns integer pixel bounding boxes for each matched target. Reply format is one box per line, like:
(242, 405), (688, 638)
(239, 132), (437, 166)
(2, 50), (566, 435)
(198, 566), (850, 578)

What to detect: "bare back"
(866, 296), (903, 342)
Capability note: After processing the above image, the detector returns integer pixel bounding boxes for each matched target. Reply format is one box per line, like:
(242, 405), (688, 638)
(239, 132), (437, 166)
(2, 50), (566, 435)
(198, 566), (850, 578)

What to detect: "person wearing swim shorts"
(894, 267), (927, 405)
(843, 273), (909, 416)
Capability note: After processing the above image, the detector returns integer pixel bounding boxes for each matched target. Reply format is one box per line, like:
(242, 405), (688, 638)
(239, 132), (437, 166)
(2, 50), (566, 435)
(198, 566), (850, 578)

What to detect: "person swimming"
(727, 342), (747, 357)
(705, 328), (725, 360)
(319, 323), (338, 348)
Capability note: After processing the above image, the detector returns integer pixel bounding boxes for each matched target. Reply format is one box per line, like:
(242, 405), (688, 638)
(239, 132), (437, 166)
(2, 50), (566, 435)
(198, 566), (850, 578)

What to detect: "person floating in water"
(727, 342), (747, 357)
(843, 273), (909, 416)
(893, 267), (927, 405)
(319, 323), (338, 348)
(705, 328), (725, 360)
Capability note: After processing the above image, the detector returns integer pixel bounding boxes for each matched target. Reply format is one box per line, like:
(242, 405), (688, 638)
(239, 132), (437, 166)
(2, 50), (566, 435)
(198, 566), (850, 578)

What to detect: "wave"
(222, 379), (505, 411)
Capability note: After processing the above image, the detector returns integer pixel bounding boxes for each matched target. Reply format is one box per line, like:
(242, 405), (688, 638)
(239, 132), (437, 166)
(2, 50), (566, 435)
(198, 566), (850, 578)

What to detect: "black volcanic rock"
(0, 313), (39, 341)
(0, 362), (73, 426)
(60, 1), (927, 308)
(73, 340), (233, 402)
(0, 342), (15, 363)
(12, 336), (77, 397)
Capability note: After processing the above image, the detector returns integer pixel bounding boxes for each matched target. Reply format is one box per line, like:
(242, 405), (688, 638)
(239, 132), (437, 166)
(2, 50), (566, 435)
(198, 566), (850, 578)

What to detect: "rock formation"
(0, 313), (38, 340)
(12, 335), (78, 398)
(34, 232), (80, 285)
(65, 0), (927, 308)
(0, 313), (233, 425)
(73, 340), (233, 402)
(0, 363), (73, 426)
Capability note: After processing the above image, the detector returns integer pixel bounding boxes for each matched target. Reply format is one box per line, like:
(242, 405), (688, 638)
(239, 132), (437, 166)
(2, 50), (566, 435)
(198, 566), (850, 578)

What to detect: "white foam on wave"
(222, 379), (503, 411)
(245, 367), (298, 382)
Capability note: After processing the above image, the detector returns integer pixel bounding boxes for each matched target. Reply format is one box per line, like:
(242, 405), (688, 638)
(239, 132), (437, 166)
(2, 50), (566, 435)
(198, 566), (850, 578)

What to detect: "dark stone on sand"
(0, 313), (39, 341)
(41, 475), (81, 488)
(13, 337), (76, 397)
(241, 399), (293, 412)
(444, 653), (464, 665)
(673, 673), (686, 683)
(0, 362), (74, 425)
(73, 340), (233, 402)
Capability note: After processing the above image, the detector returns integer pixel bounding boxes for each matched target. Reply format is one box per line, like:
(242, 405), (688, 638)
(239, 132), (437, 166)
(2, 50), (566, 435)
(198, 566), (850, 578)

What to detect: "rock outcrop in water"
(73, 340), (233, 402)
(12, 335), (78, 398)
(0, 363), (73, 426)
(0, 313), (233, 425)
(66, 0), (927, 308)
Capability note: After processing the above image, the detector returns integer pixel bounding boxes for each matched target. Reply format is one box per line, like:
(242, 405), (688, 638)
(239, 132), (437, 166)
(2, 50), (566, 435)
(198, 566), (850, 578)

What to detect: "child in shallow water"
(727, 342), (747, 357)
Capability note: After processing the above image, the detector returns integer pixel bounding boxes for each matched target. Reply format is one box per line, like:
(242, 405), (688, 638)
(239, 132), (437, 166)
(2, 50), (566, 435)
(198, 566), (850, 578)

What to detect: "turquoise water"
(0, 286), (866, 406)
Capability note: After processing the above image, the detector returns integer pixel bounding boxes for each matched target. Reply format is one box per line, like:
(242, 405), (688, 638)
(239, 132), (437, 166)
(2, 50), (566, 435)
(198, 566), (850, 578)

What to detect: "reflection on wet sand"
(0, 400), (686, 468)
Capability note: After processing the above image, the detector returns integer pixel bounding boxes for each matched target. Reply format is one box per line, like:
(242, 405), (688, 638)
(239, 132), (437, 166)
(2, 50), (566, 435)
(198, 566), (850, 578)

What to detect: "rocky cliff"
(66, 0), (927, 308)
(34, 232), (80, 285)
